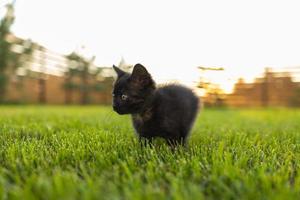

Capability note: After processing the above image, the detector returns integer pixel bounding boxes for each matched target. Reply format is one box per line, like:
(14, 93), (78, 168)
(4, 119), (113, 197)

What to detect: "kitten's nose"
(113, 106), (122, 114)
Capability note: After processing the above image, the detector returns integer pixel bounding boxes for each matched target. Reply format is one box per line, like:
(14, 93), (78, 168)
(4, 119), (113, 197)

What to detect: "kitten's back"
(156, 84), (199, 110)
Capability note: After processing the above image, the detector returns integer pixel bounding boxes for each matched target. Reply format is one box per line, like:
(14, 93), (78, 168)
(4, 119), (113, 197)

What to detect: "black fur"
(112, 63), (199, 145)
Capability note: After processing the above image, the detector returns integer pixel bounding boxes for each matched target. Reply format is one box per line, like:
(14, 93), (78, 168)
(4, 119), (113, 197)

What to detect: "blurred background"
(1, 0), (300, 107)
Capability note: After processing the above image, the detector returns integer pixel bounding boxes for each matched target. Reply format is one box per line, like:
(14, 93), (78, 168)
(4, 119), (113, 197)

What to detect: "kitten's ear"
(130, 63), (152, 86)
(113, 65), (126, 77)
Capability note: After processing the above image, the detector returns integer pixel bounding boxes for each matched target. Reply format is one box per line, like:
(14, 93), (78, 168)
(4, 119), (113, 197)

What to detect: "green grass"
(0, 106), (300, 200)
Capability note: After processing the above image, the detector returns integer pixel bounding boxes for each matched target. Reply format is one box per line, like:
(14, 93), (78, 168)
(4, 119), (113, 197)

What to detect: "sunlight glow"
(10, 0), (300, 93)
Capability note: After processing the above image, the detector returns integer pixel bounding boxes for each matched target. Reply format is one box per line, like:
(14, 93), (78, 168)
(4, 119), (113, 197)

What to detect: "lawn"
(0, 106), (299, 200)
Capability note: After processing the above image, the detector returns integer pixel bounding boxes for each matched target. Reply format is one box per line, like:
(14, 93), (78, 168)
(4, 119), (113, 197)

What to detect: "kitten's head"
(112, 63), (156, 115)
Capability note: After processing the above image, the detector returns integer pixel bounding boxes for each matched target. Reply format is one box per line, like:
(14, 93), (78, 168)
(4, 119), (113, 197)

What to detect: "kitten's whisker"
(103, 109), (114, 124)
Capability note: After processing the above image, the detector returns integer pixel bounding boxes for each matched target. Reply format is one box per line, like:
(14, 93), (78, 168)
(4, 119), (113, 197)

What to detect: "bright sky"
(3, 0), (300, 92)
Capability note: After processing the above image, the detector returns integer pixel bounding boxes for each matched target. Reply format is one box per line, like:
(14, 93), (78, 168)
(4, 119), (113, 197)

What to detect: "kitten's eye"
(121, 94), (128, 100)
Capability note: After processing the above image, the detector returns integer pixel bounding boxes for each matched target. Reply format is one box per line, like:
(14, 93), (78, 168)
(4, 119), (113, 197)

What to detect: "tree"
(197, 66), (225, 107)
(0, 3), (14, 102)
(0, 2), (34, 103)
(64, 52), (116, 104)
(65, 52), (94, 104)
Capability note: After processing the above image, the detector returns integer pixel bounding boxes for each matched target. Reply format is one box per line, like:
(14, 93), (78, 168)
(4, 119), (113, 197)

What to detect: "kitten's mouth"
(113, 106), (128, 115)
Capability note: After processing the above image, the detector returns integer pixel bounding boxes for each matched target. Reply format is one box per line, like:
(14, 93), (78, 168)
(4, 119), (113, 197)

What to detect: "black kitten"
(112, 63), (199, 146)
